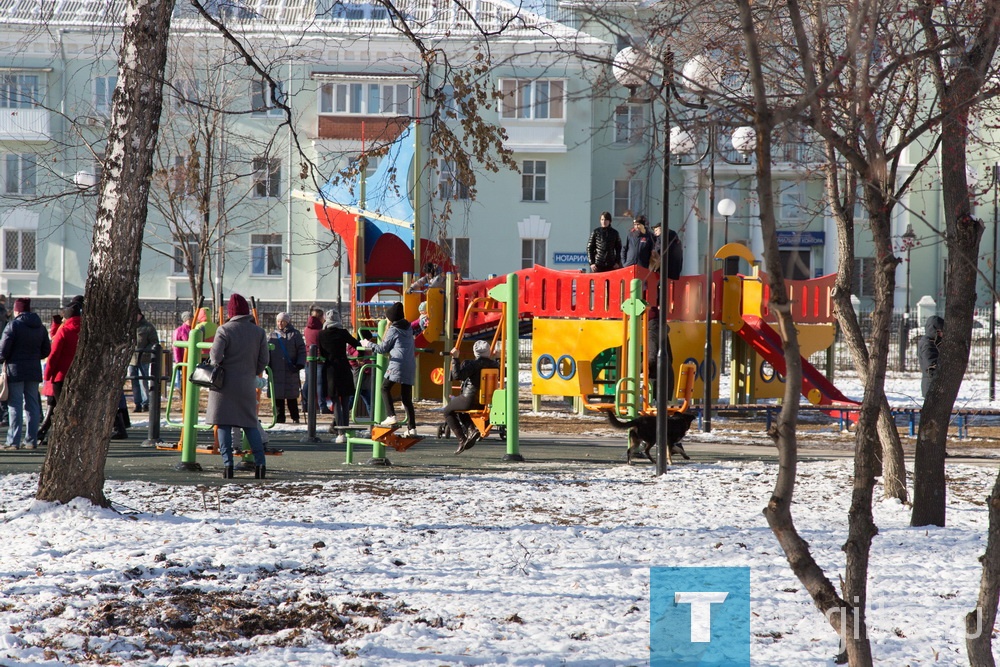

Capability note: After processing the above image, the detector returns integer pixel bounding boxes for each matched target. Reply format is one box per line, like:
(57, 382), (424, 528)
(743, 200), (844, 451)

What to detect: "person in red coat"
(38, 299), (81, 445)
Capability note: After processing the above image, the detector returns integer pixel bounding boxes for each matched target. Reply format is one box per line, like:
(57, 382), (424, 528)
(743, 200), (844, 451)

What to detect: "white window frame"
(172, 233), (198, 275)
(3, 153), (36, 196)
(779, 180), (805, 222)
(437, 159), (469, 200)
(173, 78), (200, 113)
(252, 157), (281, 199)
(318, 81), (414, 116)
(499, 79), (565, 120)
(613, 178), (643, 218)
(614, 105), (644, 144)
(444, 236), (470, 277)
(522, 160), (547, 202)
(94, 76), (117, 116)
(521, 238), (546, 269)
(0, 73), (40, 110)
(3, 228), (35, 272)
(251, 233), (283, 277)
(251, 79), (285, 117)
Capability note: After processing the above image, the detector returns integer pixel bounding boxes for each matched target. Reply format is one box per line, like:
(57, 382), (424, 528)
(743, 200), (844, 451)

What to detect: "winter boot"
(255, 465), (266, 479)
(223, 466), (234, 479)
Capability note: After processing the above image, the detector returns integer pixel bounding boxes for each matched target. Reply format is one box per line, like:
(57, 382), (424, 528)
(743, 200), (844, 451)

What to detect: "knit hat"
(276, 312), (290, 323)
(324, 309), (341, 328)
(13, 297), (30, 313)
(227, 293), (250, 318)
(418, 301), (427, 313)
(473, 340), (491, 358)
(180, 311), (191, 323)
(385, 302), (404, 322)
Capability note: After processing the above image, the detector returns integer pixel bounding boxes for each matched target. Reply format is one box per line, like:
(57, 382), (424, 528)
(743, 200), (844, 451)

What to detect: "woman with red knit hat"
(205, 293), (269, 479)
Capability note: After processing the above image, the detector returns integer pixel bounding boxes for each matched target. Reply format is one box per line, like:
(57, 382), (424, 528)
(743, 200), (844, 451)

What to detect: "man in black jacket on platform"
(587, 211), (622, 273)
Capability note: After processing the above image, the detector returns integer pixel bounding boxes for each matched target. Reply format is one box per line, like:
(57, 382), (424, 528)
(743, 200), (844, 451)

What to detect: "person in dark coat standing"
(268, 312), (306, 424)
(918, 315), (945, 399)
(128, 310), (160, 412)
(302, 311), (327, 414)
(621, 215), (655, 268)
(317, 309), (363, 442)
(207, 293), (269, 479)
(445, 340), (500, 454)
(362, 301), (417, 436)
(0, 298), (50, 450)
(587, 211), (622, 273)
(38, 299), (82, 445)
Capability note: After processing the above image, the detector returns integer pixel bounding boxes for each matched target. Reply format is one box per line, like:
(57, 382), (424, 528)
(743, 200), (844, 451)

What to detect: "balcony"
(0, 108), (50, 141)
(500, 120), (566, 153)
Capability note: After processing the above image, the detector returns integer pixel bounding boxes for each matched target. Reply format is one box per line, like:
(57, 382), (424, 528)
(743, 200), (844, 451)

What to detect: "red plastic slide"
(736, 315), (860, 422)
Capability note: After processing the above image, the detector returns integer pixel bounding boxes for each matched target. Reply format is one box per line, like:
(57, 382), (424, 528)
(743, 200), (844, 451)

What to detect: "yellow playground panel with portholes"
(531, 318), (627, 396)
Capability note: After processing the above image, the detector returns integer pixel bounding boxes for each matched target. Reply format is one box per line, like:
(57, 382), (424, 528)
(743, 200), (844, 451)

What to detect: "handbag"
(189, 362), (225, 390)
(0, 364), (8, 402)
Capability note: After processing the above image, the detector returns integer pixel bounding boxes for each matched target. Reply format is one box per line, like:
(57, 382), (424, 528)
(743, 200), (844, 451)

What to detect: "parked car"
(908, 315), (994, 343)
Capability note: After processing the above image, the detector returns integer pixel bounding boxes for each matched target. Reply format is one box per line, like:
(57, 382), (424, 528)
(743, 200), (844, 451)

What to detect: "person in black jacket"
(587, 211), (622, 272)
(445, 340), (500, 454)
(0, 298), (50, 450)
(317, 309), (364, 442)
(918, 315), (944, 398)
(621, 215), (655, 268)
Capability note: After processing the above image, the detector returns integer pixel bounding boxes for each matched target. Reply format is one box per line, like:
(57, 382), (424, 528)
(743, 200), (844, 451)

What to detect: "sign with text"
(776, 230), (825, 247)
(553, 252), (588, 264)
(650, 567), (751, 666)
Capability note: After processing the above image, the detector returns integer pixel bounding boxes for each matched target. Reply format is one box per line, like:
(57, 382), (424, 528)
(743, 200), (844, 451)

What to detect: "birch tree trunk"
(36, 0), (175, 505)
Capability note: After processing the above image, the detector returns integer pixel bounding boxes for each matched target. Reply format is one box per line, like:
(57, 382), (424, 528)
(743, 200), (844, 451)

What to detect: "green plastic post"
(488, 273), (522, 462)
(621, 279), (646, 418)
(178, 326), (203, 470)
(369, 318), (388, 462)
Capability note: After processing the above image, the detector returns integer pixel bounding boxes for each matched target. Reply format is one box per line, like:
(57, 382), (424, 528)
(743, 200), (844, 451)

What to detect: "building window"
(614, 105), (644, 143)
(852, 257), (875, 298)
(0, 74), (39, 110)
(173, 234), (198, 275)
(318, 81), (413, 116)
(251, 233), (283, 276)
(500, 79), (565, 120)
(779, 249), (811, 280)
(445, 236), (470, 277)
(94, 76), (117, 115)
(3, 229), (35, 271)
(521, 238), (546, 269)
(613, 179), (643, 218)
(4, 154), (36, 195)
(779, 180), (804, 221)
(252, 157), (281, 198)
(173, 78), (200, 113)
(251, 79), (285, 116)
(522, 160), (546, 201)
(437, 160), (469, 200)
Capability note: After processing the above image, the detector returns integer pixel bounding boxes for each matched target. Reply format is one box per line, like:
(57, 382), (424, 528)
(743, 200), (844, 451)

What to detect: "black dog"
(605, 411), (697, 465)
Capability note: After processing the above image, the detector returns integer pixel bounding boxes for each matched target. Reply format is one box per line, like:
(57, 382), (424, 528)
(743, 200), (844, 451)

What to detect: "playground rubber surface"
(3, 399), (1000, 486)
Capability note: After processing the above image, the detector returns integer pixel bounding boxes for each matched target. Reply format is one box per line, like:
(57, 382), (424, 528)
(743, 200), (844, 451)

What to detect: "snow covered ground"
(1, 372), (999, 666)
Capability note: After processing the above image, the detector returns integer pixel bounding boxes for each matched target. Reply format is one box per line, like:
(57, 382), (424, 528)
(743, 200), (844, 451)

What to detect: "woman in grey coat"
(267, 312), (306, 423)
(207, 293), (270, 479)
(364, 301), (417, 436)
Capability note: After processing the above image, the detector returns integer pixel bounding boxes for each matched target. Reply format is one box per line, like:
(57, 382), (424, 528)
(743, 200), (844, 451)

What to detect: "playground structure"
(294, 124), (860, 463)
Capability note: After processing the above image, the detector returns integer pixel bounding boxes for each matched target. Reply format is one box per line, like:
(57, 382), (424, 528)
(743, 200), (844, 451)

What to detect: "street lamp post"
(614, 47), (677, 475)
(992, 164), (999, 401)
(899, 224), (916, 372)
(718, 197), (736, 245)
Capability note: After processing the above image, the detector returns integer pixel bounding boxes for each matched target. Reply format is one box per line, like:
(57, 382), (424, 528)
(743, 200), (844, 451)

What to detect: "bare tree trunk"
(36, 0), (175, 505)
(967, 469), (1000, 666)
